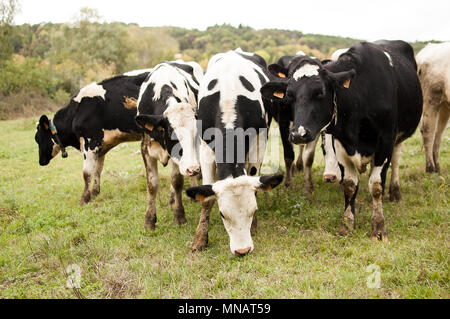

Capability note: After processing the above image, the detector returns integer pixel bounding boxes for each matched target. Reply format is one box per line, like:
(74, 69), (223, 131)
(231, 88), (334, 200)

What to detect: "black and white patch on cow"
(134, 60), (204, 230)
(185, 49), (283, 256)
(261, 40), (422, 241)
(35, 70), (151, 204)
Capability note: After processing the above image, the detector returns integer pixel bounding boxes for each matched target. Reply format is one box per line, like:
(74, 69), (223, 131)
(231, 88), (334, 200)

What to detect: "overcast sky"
(15, 0), (450, 42)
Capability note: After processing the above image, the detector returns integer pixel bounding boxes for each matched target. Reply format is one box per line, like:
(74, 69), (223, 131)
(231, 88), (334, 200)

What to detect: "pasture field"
(0, 115), (448, 299)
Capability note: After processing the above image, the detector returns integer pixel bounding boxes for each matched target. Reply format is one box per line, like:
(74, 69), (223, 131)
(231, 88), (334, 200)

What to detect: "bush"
(0, 55), (62, 96)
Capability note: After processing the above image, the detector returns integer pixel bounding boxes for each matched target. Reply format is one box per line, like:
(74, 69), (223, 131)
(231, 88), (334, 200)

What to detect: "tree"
(0, 0), (19, 63)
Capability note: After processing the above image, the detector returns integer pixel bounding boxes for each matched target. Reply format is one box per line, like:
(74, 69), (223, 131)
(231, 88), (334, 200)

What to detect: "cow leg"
(389, 143), (402, 201)
(302, 137), (318, 194)
(192, 143), (216, 252)
(279, 122), (295, 186)
(335, 140), (358, 236)
(432, 105), (450, 173)
(80, 146), (101, 205)
(322, 133), (341, 183)
(169, 160), (187, 226)
(296, 144), (304, 172)
(421, 102), (439, 173)
(369, 160), (390, 242)
(91, 155), (105, 198)
(141, 140), (159, 231)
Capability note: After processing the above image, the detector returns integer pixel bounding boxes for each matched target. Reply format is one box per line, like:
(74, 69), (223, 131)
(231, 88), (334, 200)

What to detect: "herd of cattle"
(34, 40), (449, 256)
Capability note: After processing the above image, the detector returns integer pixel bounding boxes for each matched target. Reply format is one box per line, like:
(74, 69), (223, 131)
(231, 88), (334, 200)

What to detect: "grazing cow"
(35, 70), (152, 204)
(261, 40), (422, 241)
(185, 49), (283, 256)
(416, 42), (450, 173)
(134, 60), (203, 230)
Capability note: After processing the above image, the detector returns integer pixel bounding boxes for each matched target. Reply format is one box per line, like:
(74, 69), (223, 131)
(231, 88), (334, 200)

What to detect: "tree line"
(0, 4), (437, 119)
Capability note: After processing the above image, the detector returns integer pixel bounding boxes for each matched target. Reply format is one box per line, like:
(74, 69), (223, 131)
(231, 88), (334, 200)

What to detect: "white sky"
(15, 0), (450, 42)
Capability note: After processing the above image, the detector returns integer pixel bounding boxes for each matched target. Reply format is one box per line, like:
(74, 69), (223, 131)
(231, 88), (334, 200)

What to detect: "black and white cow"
(269, 51), (341, 191)
(35, 69), (152, 204)
(185, 49), (283, 256)
(134, 60), (203, 230)
(261, 40), (422, 241)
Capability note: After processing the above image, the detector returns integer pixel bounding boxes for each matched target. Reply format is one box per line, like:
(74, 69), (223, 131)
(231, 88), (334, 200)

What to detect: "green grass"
(0, 116), (448, 299)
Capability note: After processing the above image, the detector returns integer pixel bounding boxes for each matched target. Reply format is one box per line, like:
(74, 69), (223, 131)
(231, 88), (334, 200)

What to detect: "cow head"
(186, 174), (283, 256)
(136, 102), (201, 176)
(261, 56), (355, 144)
(35, 115), (61, 166)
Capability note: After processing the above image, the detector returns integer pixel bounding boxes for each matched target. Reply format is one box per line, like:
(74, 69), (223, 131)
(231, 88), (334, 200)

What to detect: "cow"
(185, 49), (283, 256)
(35, 70), (152, 205)
(261, 40), (422, 241)
(269, 51), (341, 190)
(416, 42), (450, 173)
(134, 60), (204, 230)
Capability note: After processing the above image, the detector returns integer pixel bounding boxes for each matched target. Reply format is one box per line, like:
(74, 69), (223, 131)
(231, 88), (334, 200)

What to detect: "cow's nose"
(289, 128), (310, 144)
(323, 174), (337, 183)
(234, 247), (252, 257)
(186, 166), (200, 176)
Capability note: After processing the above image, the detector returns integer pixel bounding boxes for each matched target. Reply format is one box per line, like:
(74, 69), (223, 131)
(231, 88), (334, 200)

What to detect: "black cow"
(185, 49), (283, 256)
(269, 51), (341, 191)
(134, 60), (204, 230)
(261, 40), (422, 241)
(35, 69), (152, 204)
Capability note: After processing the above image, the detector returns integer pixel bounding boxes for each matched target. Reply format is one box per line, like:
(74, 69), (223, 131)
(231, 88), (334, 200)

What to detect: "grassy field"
(0, 115), (448, 299)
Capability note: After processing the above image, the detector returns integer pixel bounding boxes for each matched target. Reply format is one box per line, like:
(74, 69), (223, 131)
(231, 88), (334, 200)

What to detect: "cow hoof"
(425, 163), (435, 173)
(91, 188), (100, 198)
(389, 184), (401, 202)
(80, 193), (91, 205)
(174, 216), (187, 226)
(371, 232), (389, 242)
(144, 215), (157, 231)
(304, 184), (314, 194)
(338, 225), (351, 236)
(191, 237), (208, 252)
(284, 180), (291, 188)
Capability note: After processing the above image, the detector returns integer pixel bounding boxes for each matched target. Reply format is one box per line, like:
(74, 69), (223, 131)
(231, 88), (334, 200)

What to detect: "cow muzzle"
(234, 247), (252, 257)
(289, 127), (312, 144)
(186, 165), (201, 176)
(323, 174), (338, 183)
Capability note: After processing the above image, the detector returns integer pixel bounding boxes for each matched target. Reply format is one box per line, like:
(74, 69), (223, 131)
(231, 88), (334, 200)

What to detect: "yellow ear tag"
(195, 194), (205, 202)
(343, 79), (351, 89)
(145, 123), (154, 131)
(278, 72), (286, 78)
(274, 91), (285, 99)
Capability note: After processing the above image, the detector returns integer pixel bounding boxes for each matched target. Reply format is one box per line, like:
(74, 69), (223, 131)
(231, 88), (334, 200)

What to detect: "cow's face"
(261, 58), (355, 144)
(186, 174), (283, 256)
(35, 115), (60, 166)
(136, 102), (200, 176)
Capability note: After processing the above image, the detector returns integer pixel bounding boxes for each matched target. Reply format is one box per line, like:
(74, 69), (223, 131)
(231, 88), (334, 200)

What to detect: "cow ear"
(39, 115), (50, 130)
(135, 114), (166, 132)
(260, 82), (288, 101)
(258, 174), (284, 192)
(186, 185), (215, 202)
(268, 64), (289, 79)
(332, 69), (356, 89)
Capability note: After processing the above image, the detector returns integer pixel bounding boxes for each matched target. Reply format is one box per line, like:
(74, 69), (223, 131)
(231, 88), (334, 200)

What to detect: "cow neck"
(49, 118), (68, 158)
(52, 105), (79, 150)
